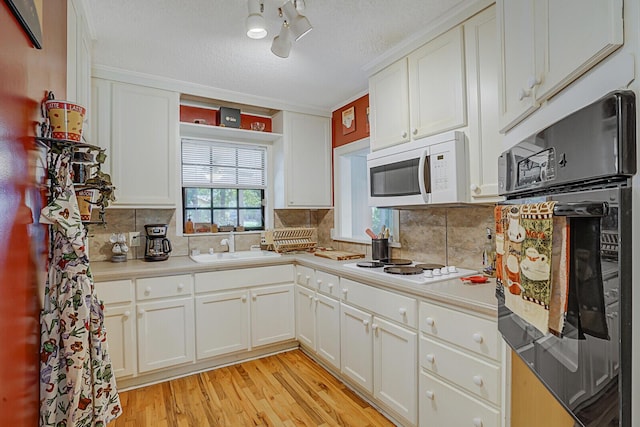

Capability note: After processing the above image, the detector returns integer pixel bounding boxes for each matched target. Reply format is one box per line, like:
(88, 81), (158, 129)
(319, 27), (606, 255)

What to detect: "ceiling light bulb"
(271, 23), (292, 58)
(246, 0), (267, 39)
(281, 1), (312, 41)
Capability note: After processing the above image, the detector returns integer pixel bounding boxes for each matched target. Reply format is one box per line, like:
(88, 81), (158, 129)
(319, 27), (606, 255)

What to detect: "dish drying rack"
(263, 228), (317, 253)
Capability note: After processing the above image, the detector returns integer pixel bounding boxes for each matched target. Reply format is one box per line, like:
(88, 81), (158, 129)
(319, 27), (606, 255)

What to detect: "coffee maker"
(144, 224), (172, 261)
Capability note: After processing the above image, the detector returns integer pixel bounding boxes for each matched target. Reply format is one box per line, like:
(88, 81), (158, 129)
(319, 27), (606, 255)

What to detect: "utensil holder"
(371, 238), (389, 261)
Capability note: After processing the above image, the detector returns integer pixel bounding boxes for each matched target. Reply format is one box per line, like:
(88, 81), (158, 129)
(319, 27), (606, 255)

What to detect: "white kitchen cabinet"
(295, 284), (316, 349)
(66, 0), (92, 127)
(250, 284), (295, 347)
(137, 296), (195, 373)
(369, 26), (467, 152)
(272, 111), (332, 208)
(95, 280), (136, 379)
(408, 26), (466, 140)
(341, 302), (374, 393)
(419, 300), (502, 426)
(369, 59), (410, 151)
(373, 316), (417, 425)
(91, 78), (179, 207)
(464, 5), (503, 202)
(497, 0), (623, 131)
(315, 293), (341, 370)
(195, 289), (249, 359)
(136, 275), (195, 373)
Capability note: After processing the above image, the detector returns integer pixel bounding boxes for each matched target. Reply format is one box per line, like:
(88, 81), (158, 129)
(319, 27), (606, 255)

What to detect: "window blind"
(182, 139), (266, 189)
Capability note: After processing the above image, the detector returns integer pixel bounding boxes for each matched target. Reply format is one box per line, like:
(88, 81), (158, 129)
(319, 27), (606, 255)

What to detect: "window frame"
(333, 137), (400, 245)
(182, 187), (265, 231)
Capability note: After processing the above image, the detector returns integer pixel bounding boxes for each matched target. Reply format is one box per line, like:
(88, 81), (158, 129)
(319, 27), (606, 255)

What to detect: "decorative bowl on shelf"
(250, 122), (265, 132)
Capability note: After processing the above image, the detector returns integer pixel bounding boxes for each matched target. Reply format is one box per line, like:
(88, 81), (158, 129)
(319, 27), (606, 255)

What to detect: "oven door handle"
(553, 202), (608, 217)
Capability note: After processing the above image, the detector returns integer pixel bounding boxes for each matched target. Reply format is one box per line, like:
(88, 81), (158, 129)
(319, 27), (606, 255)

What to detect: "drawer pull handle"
(412, 128), (418, 135)
(252, 293), (257, 301)
(372, 323), (379, 331)
(328, 283), (334, 290)
(138, 308), (145, 315)
(317, 279), (322, 285)
(473, 417), (483, 427)
(123, 311), (131, 317)
(399, 308), (407, 316)
(472, 333), (484, 344)
(425, 317), (435, 326)
(177, 283), (184, 290)
(297, 272), (301, 278)
(313, 297), (318, 303)
(305, 275), (310, 282)
(241, 295), (247, 302)
(473, 375), (484, 387)
(342, 288), (348, 295)
(401, 131), (408, 139)
(425, 390), (434, 400)
(426, 354), (435, 364)
(145, 286), (151, 294)
(363, 319), (370, 327)
(308, 294), (314, 301)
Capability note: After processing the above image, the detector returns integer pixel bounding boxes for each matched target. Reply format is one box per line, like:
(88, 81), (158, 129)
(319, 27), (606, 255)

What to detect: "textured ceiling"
(85, 0), (475, 113)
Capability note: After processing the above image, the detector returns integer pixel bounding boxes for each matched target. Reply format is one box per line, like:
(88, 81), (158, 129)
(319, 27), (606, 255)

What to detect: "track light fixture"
(245, 0), (312, 58)
(246, 0), (267, 40)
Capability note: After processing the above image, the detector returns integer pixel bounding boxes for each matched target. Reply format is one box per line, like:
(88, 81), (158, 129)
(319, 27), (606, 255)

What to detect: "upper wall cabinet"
(272, 111), (332, 208)
(67, 0), (92, 135)
(91, 78), (179, 207)
(497, 0), (623, 132)
(369, 27), (466, 152)
(464, 6), (503, 202)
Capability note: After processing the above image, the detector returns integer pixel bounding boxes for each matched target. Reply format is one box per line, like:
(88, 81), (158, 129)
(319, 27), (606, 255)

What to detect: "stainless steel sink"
(190, 250), (281, 264)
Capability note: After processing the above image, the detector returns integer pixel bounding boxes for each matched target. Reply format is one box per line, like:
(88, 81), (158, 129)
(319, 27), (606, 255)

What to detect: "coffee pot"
(144, 224), (172, 261)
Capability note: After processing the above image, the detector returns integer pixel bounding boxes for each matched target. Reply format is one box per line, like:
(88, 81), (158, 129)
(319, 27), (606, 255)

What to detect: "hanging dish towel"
(39, 151), (121, 427)
(495, 202), (568, 335)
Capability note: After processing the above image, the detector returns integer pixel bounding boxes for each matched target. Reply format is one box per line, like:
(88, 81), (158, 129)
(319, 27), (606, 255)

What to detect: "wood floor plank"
(111, 350), (394, 427)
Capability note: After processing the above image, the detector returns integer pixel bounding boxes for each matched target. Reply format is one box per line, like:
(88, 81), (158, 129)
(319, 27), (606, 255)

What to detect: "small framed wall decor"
(5, 0), (43, 49)
(342, 106), (355, 135)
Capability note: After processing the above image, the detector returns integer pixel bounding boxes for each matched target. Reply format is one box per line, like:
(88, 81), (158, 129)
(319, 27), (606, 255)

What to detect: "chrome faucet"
(220, 231), (235, 253)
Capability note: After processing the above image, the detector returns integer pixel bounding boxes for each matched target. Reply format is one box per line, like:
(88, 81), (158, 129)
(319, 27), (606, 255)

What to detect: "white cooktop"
(342, 262), (478, 286)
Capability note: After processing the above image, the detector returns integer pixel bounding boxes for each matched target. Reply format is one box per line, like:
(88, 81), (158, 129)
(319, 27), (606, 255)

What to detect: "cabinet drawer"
(419, 370), (500, 427)
(419, 301), (500, 360)
(342, 278), (417, 328)
(315, 270), (340, 297)
(136, 275), (193, 300)
(295, 265), (315, 287)
(196, 265), (294, 293)
(95, 280), (133, 305)
(420, 335), (501, 405)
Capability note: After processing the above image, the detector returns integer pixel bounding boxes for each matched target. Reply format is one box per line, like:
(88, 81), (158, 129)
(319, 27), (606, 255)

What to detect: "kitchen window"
(181, 139), (266, 230)
(333, 138), (398, 243)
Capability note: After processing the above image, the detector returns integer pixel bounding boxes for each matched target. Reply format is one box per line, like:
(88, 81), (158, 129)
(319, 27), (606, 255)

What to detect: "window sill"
(179, 230), (263, 237)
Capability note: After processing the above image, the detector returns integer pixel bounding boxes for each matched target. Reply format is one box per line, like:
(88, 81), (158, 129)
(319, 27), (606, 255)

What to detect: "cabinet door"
(497, 0), (538, 131)
(110, 82), (178, 206)
(315, 294), (340, 370)
(285, 112), (332, 207)
(251, 284), (295, 347)
(464, 6), (503, 202)
(295, 285), (316, 350)
(340, 303), (373, 393)
(534, 0), (623, 102)
(373, 316), (417, 425)
(420, 370), (500, 427)
(137, 297), (195, 372)
(408, 26), (466, 139)
(103, 304), (136, 378)
(195, 290), (249, 359)
(369, 59), (410, 151)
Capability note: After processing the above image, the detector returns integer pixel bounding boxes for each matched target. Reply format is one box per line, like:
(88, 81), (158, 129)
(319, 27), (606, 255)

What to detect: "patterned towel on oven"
(495, 202), (569, 335)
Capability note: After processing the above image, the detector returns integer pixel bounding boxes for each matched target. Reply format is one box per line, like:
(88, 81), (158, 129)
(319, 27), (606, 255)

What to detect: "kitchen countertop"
(91, 253), (498, 317)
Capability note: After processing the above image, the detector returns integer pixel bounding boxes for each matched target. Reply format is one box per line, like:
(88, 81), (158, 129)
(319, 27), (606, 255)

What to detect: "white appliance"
(343, 262), (477, 286)
(367, 130), (468, 208)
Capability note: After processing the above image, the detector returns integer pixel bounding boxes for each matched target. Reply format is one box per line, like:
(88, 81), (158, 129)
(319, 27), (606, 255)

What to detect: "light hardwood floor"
(111, 350), (395, 427)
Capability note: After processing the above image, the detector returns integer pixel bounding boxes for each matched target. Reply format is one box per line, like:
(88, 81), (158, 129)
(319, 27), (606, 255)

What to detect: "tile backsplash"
(88, 205), (494, 270)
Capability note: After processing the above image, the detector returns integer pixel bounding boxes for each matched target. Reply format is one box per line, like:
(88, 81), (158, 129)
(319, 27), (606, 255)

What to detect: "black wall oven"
(497, 91), (635, 426)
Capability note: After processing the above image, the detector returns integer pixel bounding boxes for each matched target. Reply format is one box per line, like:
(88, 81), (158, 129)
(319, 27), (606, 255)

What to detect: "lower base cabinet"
(419, 370), (500, 427)
(195, 289), (249, 359)
(137, 296), (195, 373)
(341, 302), (417, 426)
(250, 284), (295, 347)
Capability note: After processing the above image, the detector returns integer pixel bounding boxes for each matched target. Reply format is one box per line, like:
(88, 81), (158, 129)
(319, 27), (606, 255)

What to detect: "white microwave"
(367, 131), (468, 207)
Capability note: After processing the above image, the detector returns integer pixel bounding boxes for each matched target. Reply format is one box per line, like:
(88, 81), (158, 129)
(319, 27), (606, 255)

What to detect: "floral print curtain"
(39, 149), (121, 426)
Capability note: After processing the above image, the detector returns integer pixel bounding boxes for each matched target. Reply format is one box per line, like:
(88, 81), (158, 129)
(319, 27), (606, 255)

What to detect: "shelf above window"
(179, 122), (282, 143)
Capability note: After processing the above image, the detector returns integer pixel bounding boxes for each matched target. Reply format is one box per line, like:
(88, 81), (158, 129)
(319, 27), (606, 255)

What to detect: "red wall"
(332, 94), (370, 148)
(180, 105), (273, 132)
(0, 1), (67, 425)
